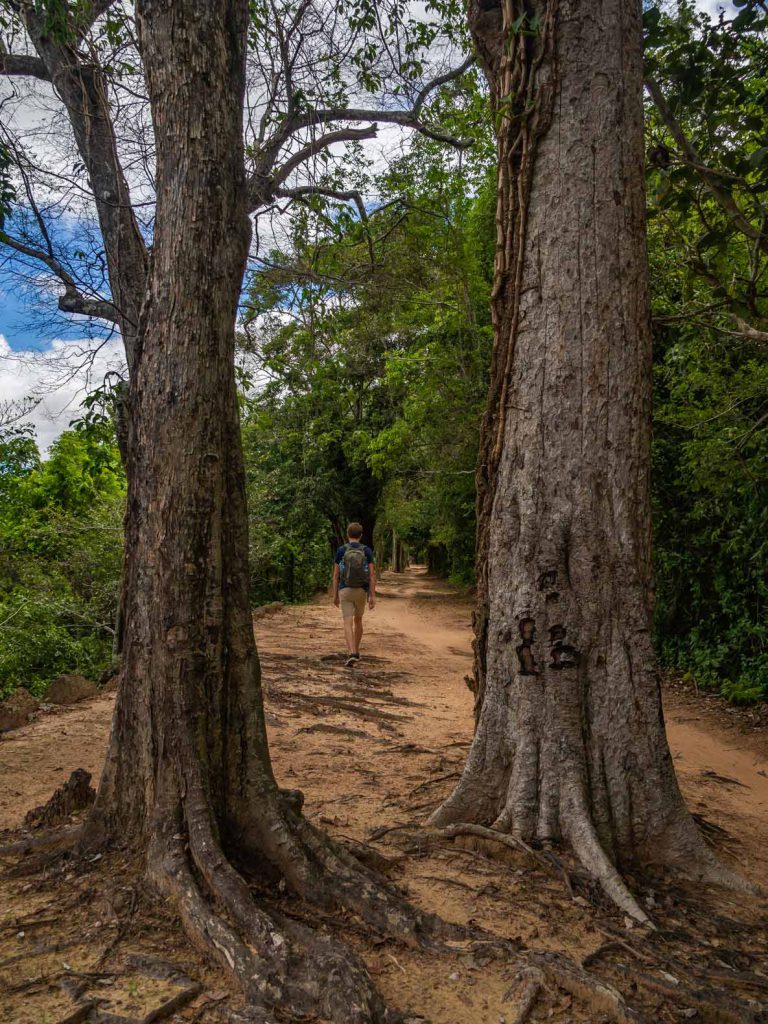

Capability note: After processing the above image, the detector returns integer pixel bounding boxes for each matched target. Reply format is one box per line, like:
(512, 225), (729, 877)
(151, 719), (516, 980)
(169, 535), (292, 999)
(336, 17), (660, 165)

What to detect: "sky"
(0, 333), (125, 451)
(0, 0), (741, 451)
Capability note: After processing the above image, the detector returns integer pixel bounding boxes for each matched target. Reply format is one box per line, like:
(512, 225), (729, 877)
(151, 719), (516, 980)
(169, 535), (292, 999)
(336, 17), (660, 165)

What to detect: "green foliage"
(242, 87), (494, 596)
(2, 0), (765, 708)
(644, 0), (768, 332)
(239, 4), (768, 703)
(0, 424), (124, 699)
(651, 324), (768, 702)
(0, 141), (16, 229)
(644, 1), (768, 701)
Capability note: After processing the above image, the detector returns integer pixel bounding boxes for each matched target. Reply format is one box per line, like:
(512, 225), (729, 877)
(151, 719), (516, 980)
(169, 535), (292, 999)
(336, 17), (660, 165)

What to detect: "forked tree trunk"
(81, 3), (437, 1020)
(431, 0), (744, 922)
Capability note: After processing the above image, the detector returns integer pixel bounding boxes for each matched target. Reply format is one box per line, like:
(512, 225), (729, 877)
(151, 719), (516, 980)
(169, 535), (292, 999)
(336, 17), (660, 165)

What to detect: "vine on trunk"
(471, 0), (559, 717)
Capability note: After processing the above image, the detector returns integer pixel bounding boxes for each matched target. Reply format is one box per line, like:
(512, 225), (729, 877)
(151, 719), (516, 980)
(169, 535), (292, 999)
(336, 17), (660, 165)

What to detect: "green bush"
(0, 425), (124, 699)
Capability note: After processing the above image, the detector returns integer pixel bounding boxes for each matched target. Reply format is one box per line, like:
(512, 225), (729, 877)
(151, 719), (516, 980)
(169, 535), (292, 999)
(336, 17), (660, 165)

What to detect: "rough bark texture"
(76, 3), (438, 1019)
(431, 0), (744, 921)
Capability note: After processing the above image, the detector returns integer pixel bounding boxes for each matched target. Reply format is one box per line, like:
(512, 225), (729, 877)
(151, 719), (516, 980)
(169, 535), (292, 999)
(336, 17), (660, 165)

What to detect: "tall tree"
(0, 0), (471, 364)
(430, 0), (747, 922)
(1, 2), (458, 1019)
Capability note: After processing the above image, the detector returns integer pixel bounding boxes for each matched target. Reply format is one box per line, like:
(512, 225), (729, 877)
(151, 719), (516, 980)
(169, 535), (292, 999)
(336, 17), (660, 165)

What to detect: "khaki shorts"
(339, 587), (367, 619)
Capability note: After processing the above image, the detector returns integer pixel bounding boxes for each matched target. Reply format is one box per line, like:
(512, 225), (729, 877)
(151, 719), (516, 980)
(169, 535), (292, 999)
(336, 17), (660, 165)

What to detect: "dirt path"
(2, 567), (767, 1023)
(3, 567), (765, 861)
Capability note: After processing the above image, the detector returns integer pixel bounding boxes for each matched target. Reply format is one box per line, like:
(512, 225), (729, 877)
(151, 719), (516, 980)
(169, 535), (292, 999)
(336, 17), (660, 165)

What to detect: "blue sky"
(0, 287), (47, 351)
(0, 284), (97, 351)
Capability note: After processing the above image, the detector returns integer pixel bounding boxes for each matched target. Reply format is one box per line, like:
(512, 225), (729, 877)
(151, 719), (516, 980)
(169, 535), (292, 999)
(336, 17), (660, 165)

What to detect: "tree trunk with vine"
(432, 0), (746, 921)
(78, 3), (440, 1019)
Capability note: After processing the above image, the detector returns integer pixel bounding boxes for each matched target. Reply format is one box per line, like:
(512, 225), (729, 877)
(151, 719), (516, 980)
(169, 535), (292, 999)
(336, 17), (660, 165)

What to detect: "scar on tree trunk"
(431, 0), (754, 924)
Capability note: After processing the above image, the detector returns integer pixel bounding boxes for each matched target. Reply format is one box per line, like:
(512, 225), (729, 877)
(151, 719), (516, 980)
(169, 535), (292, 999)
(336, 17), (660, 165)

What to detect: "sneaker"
(345, 655), (357, 668)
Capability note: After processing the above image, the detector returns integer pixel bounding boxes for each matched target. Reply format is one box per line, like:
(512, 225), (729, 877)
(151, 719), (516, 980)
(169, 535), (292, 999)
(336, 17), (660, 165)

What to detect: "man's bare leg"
(354, 614), (363, 654)
(342, 615), (356, 654)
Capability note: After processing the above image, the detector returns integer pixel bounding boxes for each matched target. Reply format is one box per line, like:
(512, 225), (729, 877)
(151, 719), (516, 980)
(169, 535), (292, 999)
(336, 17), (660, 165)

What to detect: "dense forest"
(2, 2), (766, 703)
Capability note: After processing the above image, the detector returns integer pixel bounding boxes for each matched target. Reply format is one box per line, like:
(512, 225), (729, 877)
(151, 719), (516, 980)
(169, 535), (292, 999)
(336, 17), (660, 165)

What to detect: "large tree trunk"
(431, 0), (745, 922)
(80, 2), (436, 1019)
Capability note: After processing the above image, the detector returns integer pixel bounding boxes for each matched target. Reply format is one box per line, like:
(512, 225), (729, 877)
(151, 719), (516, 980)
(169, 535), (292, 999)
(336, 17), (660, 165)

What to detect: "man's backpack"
(341, 544), (368, 588)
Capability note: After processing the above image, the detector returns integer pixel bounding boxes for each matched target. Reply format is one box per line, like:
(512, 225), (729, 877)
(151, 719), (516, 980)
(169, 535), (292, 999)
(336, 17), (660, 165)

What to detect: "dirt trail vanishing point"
(1, 566), (767, 1024)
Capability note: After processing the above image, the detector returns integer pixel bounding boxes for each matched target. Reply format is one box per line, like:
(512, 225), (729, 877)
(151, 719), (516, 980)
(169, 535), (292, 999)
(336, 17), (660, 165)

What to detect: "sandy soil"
(1, 567), (767, 1023)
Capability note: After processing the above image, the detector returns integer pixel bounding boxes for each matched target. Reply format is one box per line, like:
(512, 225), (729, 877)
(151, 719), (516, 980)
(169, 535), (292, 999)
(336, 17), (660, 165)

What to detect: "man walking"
(332, 522), (376, 667)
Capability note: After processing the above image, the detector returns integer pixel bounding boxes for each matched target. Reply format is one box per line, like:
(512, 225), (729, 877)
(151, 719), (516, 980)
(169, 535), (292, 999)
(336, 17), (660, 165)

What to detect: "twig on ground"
(367, 822), (421, 841)
(386, 953), (407, 975)
(408, 771), (462, 797)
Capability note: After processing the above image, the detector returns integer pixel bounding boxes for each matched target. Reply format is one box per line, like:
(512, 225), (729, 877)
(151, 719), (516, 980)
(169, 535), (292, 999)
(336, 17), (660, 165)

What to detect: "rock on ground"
(45, 674), (98, 706)
(0, 688), (40, 732)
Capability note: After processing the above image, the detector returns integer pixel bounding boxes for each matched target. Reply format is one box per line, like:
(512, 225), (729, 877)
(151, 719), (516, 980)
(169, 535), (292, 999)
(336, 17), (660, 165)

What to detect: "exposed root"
(171, 768), (456, 1019)
(0, 825), (82, 860)
(287, 812), (457, 944)
(582, 939), (648, 969)
(505, 966), (544, 1023)
(152, 835), (392, 1024)
(433, 823), (583, 907)
(336, 835), (405, 875)
(526, 950), (646, 1023)
(0, 825), (82, 877)
(606, 963), (765, 1024)
(433, 819), (653, 926)
(563, 812), (652, 926)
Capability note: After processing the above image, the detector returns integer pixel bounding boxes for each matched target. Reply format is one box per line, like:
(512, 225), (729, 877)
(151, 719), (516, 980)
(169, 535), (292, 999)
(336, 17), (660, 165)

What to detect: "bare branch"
(58, 288), (120, 322)
(1, 231), (119, 323)
(275, 184), (369, 220)
(288, 99), (475, 148)
(0, 45), (50, 81)
(412, 55), (476, 115)
(12, 4), (148, 369)
(274, 184), (375, 264)
(268, 125), (377, 193)
(76, 0), (119, 38)
(249, 55), (476, 204)
(0, 396), (41, 427)
(733, 316), (768, 343)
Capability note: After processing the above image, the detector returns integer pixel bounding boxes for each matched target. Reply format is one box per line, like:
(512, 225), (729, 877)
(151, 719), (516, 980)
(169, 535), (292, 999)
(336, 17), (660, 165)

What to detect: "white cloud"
(696, 0), (737, 14)
(0, 334), (126, 454)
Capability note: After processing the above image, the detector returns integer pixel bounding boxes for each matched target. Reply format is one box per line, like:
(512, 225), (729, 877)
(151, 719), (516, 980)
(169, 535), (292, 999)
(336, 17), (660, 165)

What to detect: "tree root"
(0, 825), (82, 860)
(522, 950), (645, 1024)
(563, 812), (652, 926)
(504, 966), (544, 1023)
(0, 825), (82, 877)
(433, 821), (653, 925)
(336, 835), (405, 875)
(260, 808), (455, 946)
(164, 770), (459, 1021)
(605, 963), (764, 1024)
(152, 835), (394, 1024)
(433, 823), (583, 907)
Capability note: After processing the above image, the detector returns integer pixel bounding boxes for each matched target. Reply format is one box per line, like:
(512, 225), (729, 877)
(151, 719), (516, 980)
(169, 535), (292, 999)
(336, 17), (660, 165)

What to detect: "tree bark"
(431, 0), (746, 922)
(78, 2), (438, 1019)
